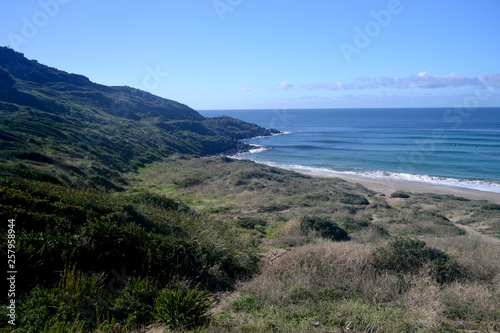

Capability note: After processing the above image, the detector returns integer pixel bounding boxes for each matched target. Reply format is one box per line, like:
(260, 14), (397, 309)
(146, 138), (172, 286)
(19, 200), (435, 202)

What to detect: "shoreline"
(220, 129), (284, 156)
(234, 158), (500, 203)
(297, 170), (500, 204)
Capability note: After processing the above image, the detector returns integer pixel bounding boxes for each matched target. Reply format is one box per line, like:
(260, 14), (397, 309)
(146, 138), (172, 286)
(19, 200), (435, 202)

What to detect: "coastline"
(233, 157), (500, 204)
(222, 129), (283, 156)
(297, 170), (500, 204)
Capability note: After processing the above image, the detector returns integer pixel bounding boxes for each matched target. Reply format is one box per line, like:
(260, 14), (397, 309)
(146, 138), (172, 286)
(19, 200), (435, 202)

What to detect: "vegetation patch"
(258, 204), (290, 213)
(372, 237), (464, 284)
(338, 193), (369, 205)
(237, 217), (267, 229)
(174, 174), (207, 188)
(231, 294), (263, 313)
(154, 283), (212, 330)
(391, 190), (411, 198)
(0, 176), (257, 330)
(482, 203), (500, 211)
(300, 216), (350, 241)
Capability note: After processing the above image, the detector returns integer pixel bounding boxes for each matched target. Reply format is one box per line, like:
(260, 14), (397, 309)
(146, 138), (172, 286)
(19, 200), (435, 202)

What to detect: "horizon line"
(198, 106), (500, 111)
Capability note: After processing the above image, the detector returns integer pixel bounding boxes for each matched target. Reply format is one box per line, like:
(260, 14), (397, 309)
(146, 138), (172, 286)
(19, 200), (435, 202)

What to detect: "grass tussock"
(247, 242), (395, 305)
(154, 283), (213, 329)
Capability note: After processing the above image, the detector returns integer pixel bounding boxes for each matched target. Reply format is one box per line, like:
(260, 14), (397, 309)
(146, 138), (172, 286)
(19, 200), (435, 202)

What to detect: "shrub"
(237, 217), (267, 229)
(482, 203), (500, 211)
(372, 237), (464, 284)
(1, 177), (258, 291)
(231, 294), (263, 312)
(154, 283), (212, 329)
(174, 175), (206, 188)
(335, 217), (370, 232)
(300, 216), (349, 241)
(338, 193), (369, 205)
(0, 163), (62, 184)
(111, 276), (157, 325)
(391, 191), (410, 198)
(124, 190), (191, 213)
(258, 204), (290, 213)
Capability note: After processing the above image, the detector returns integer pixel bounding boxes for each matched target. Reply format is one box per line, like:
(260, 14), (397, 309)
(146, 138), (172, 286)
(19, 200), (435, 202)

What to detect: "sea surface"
(200, 108), (500, 193)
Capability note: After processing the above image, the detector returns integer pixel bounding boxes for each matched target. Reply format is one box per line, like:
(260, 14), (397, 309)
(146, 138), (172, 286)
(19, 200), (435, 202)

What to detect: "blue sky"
(2, 0), (500, 110)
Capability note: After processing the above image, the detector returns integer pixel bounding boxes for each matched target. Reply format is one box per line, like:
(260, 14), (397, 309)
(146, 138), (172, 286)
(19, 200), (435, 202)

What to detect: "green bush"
(174, 175), (206, 188)
(258, 204), (290, 213)
(154, 283), (212, 329)
(338, 193), (369, 205)
(335, 217), (370, 232)
(482, 203), (500, 211)
(372, 237), (464, 284)
(237, 217), (267, 229)
(300, 216), (350, 241)
(124, 190), (191, 213)
(1, 176), (258, 329)
(390, 191), (410, 198)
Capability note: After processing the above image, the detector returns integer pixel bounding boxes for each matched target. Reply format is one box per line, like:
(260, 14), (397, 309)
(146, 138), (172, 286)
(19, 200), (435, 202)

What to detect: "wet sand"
(298, 171), (500, 204)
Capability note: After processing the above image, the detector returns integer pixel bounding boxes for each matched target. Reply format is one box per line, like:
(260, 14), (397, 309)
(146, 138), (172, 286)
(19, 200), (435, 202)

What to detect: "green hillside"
(0, 46), (276, 189)
(0, 47), (275, 331)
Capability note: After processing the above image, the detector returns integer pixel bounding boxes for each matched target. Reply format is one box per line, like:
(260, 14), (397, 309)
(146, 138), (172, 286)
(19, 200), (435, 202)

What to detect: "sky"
(1, 0), (500, 110)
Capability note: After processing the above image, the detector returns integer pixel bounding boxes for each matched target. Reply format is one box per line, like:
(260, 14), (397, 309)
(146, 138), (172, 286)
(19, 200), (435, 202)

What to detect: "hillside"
(0, 46), (276, 189)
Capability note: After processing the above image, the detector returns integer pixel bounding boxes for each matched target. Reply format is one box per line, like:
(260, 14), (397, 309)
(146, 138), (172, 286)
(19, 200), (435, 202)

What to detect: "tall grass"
(154, 283), (213, 329)
(19, 265), (110, 332)
(0, 176), (258, 330)
(219, 240), (500, 332)
(425, 235), (500, 285)
(132, 157), (500, 331)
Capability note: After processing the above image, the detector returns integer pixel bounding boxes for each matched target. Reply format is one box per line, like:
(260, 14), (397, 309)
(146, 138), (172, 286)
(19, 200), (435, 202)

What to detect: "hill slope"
(0, 46), (276, 189)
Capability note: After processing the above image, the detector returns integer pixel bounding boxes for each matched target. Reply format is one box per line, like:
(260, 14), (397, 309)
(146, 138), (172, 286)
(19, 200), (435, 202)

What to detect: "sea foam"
(255, 161), (500, 194)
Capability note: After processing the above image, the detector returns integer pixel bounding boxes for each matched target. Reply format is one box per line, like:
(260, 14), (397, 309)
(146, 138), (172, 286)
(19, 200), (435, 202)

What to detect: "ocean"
(200, 108), (500, 193)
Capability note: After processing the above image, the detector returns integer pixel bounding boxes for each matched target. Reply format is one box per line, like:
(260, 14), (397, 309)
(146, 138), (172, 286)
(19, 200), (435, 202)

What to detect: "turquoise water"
(200, 108), (500, 193)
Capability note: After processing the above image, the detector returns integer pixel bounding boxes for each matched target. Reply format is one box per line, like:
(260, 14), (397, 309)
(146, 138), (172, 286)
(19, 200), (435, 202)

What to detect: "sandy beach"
(298, 171), (500, 204)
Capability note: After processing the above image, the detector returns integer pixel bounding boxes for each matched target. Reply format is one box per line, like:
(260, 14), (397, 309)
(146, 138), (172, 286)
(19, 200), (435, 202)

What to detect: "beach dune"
(298, 171), (500, 204)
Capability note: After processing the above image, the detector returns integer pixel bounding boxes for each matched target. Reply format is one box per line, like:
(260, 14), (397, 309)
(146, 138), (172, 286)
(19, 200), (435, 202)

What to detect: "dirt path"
(448, 212), (500, 245)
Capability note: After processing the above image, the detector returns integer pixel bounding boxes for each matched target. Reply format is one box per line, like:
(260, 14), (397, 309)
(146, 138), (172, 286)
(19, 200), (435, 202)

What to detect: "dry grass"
(402, 275), (444, 328)
(426, 235), (500, 285)
(232, 240), (500, 331)
(442, 283), (500, 325)
(247, 242), (402, 305)
(131, 157), (500, 332)
(276, 218), (304, 247)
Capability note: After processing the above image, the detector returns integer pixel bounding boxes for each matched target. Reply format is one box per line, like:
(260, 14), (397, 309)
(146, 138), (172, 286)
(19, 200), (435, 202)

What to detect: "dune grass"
(2, 155), (499, 331)
(0, 175), (257, 331)
(132, 156), (500, 332)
